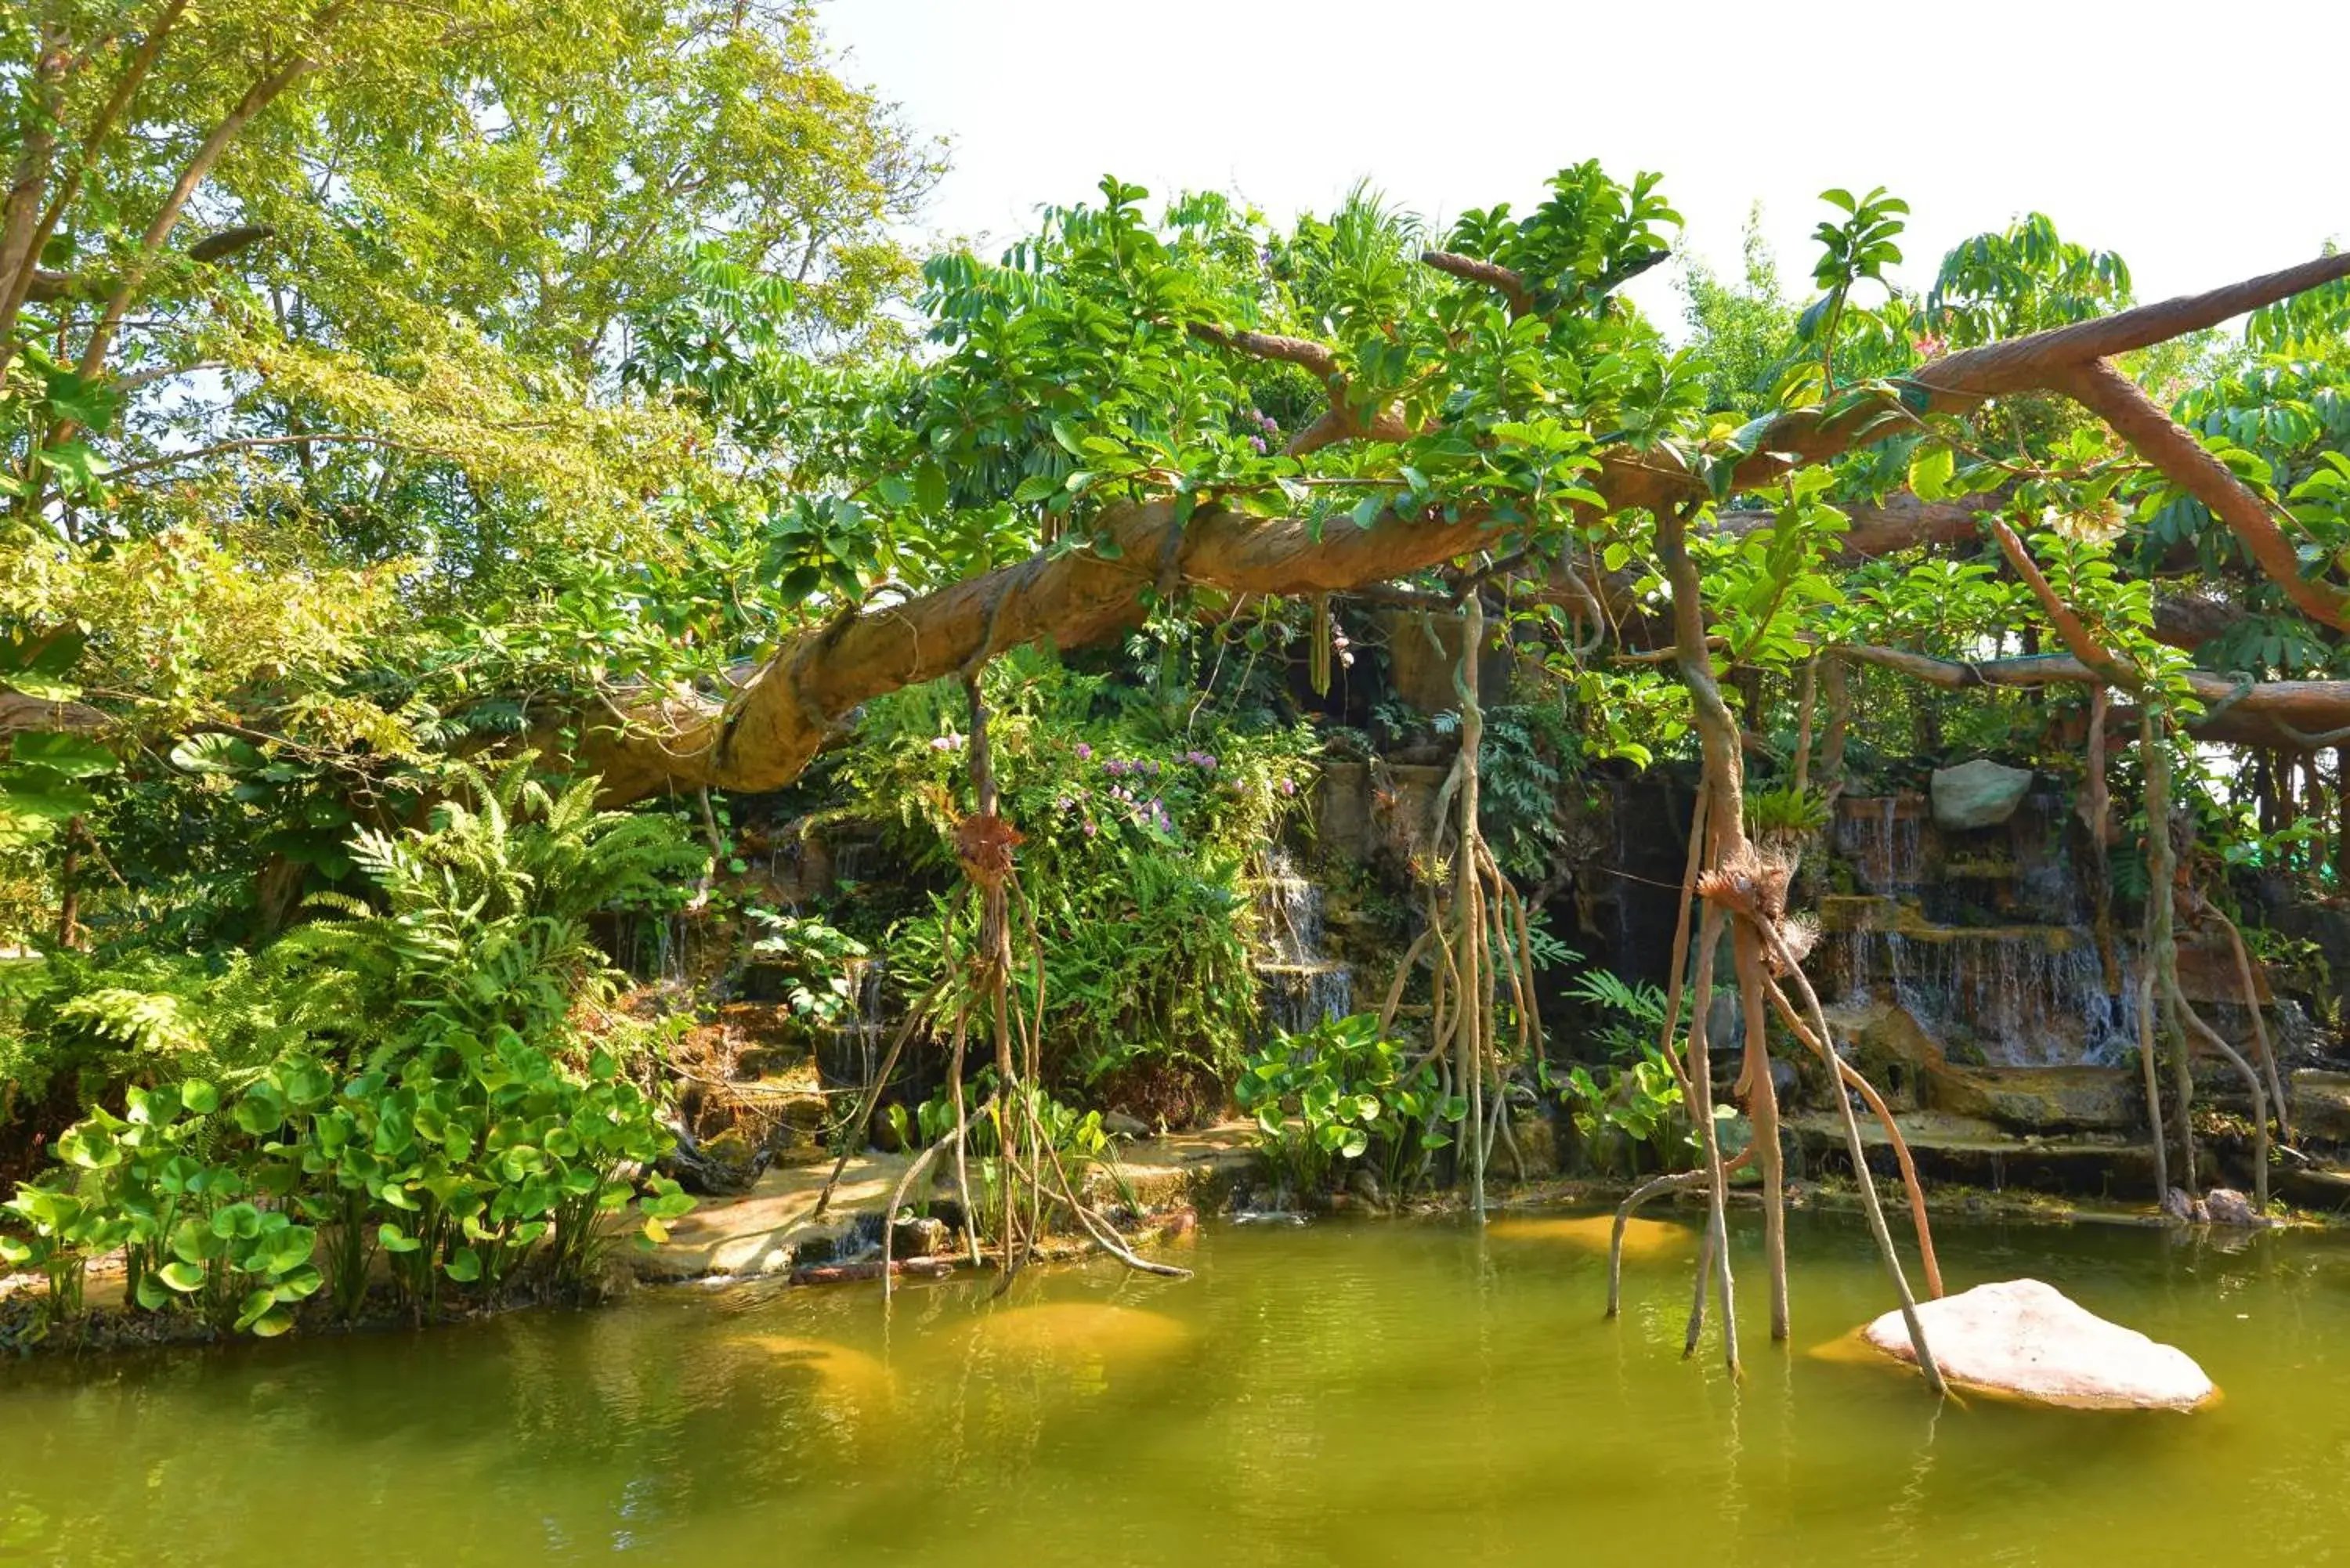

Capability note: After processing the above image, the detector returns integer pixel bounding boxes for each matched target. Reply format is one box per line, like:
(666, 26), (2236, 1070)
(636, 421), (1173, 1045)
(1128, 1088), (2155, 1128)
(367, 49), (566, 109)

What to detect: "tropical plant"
(1556, 968), (1692, 1176)
(1235, 1013), (1466, 1201)
(2, 765), (702, 1337)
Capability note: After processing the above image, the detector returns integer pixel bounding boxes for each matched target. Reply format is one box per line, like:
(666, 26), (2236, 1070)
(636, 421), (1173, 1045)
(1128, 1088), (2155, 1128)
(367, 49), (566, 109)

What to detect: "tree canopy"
(5, 1), (2350, 929)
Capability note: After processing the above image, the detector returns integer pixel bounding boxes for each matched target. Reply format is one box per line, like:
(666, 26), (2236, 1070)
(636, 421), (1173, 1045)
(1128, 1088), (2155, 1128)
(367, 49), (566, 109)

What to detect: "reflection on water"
(3, 1211), (2349, 1566)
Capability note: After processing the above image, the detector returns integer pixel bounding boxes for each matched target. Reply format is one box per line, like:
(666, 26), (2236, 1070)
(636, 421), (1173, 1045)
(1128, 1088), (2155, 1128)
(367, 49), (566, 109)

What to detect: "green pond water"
(5, 1208), (2350, 1566)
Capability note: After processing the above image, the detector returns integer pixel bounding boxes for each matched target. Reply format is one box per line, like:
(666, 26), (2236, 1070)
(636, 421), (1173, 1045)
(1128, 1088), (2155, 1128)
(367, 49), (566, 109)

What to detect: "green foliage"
(747, 909), (872, 1028)
(1476, 700), (1579, 882)
(1744, 782), (1831, 840)
(1235, 1013), (1466, 1200)
(2, 768), (700, 1339)
(1679, 210), (1796, 417)
(1554, 968), (1690, 1176)
(826, 653), (1312, 1097)
(1926, 212), (2131, 346)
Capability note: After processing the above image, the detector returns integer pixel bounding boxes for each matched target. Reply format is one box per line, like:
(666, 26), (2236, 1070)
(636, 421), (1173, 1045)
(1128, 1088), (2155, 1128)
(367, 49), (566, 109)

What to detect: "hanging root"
(1411, 590), (1538, 1214)
(1759, 981), (1943, 1299)
(1607, 1147), (1753, 1318)
(1764, 955), (1945, 1394)
(1682, 903), (1738, 1375)
(2211, 905), (2290, 1144)
(1730, 919), (1789, 1340)
(2135, 963), (2168, 1198)
(2171, 982), (2271, 1209)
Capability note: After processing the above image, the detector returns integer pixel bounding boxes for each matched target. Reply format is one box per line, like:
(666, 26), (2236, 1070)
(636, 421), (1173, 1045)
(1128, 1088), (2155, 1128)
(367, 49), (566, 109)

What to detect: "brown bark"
(1419, 249), (1531, 317)
(573, 251), (2350, 806)
(1990, 521), (2142, 690)
(1834, 644), (2350, 750)
(0, 20), (67, 372)
(2059, 357), (2350, 632)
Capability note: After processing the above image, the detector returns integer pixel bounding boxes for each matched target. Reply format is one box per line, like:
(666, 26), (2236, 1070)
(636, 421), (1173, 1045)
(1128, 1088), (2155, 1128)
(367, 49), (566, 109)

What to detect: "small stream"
(4, 1212), (2349, 1565)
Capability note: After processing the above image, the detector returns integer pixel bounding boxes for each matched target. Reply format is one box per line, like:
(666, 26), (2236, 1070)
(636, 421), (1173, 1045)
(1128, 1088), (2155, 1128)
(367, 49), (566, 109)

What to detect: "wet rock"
(1347, 1168), (1386, 1209)
(1508, 1111), (1559, 1176)
(1861, 1277), (2216, 1410)
(2289, 1070), (2350, 1144)
(890, 1214), (950, 1257)
(1928, 1065), (2138, 1135)
(664, 1125), (765, 1195)
(1930, 760), (2034, 831)
(1103, 1111), (1151, 1140)
(2161, 1186), (2207, 1223)
(2200, 1187), (2268, 1227)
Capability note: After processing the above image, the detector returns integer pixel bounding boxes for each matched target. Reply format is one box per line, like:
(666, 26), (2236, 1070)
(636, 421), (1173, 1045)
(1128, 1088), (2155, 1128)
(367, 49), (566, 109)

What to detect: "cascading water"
(1837, 928), (2138, 1067)
(1256, 849), (1354, 1035)
(1834, 797), (1925, 894)
(813, 956), (891, 1091)
(1828, 793), (2136, 1068)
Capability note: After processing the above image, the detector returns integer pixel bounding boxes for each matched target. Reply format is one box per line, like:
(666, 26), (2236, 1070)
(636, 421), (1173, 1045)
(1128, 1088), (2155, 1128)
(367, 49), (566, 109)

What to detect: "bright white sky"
(823, 0), (2350, 332)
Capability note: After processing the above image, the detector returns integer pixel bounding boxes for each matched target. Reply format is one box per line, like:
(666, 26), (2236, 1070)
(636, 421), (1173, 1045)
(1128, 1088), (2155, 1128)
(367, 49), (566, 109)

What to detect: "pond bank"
(8, 1114), (2336, 1359)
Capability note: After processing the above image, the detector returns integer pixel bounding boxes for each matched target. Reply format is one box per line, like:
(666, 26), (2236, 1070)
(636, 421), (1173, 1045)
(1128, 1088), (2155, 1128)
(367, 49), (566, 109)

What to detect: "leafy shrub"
(826, 652), (1314, 1104)
(1235, 1013), (1465, 1200)
(747, 909), (872, 1028)
(1554, 969), (1690, 1176)
(2, 763), (702, 1340)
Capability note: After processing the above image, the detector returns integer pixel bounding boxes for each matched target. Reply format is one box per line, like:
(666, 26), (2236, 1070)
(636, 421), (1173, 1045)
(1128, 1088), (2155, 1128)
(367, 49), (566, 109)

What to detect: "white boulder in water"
(1863, 1278), (2216, 1411)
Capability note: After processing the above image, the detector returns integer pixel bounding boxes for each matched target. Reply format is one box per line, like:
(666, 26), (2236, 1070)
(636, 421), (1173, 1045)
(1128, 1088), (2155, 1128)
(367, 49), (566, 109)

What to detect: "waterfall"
(1835, 797), (1925, 894)
(1257, 849), (1354, 1036)
(1841, 927), (2137, 1068)
(814, 956), (891, 1092)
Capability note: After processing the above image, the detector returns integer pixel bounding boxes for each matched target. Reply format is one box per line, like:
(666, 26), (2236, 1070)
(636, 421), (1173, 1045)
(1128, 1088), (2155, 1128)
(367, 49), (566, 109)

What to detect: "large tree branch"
(580, 496), (1503, 802)
(583, 251), (2350, 804)
(1419, 250), (1530, 316)
(1990, 518), (2142, 689)
(1835, 644), (2350, 749)
(2058, 356), (2350, 631)
(1184, 321), (1337, 379)
(0, 21), (69, 373)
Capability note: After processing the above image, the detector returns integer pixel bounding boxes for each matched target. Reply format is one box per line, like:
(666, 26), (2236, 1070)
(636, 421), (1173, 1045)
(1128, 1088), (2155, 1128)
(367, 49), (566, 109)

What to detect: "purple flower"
(1260, 413), (1278, 435)
(928, 734), (963, 752)
(1083, 820), (1097, 837)
(1278, 778), (1296, 797)
(1074, 742), (1093, 761)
